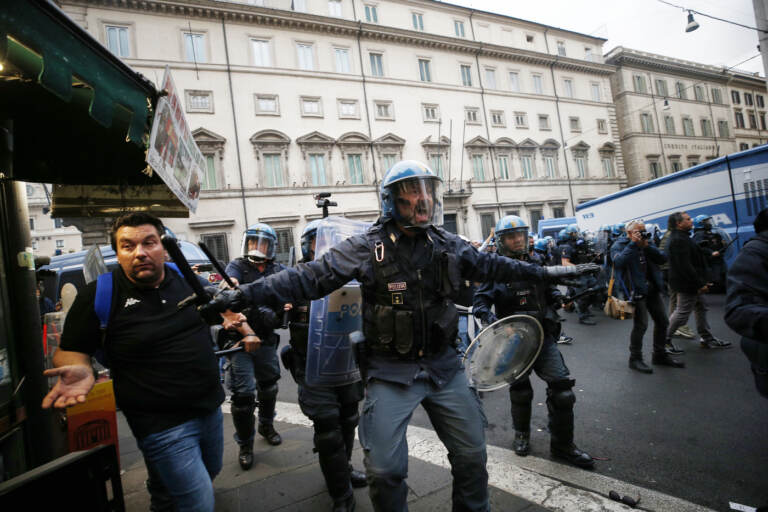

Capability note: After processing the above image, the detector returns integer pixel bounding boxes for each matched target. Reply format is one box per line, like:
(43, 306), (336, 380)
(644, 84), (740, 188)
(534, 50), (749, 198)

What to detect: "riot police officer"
(205, 160), (599, 511)
(223, 223), (286, 470)
(692, 214), (727, 291)
(560, 225), (597, 325)
(281, 219), (367, 512)
(473, 216), (595, 469)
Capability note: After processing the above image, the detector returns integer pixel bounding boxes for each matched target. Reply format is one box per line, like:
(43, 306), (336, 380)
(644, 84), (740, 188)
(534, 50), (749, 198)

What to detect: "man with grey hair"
(612, 219), (684, 372)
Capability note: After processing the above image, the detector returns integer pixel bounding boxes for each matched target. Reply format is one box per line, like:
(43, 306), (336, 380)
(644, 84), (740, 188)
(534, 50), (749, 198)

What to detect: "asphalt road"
(271, 293), (767, 511)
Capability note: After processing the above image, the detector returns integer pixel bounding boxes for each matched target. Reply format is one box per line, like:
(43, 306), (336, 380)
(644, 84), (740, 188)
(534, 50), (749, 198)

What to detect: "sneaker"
(701, 338), (732, 349)
(674, 326), (695, 339)
(557, 335), (574, 345)
(664, 341), (685, 355)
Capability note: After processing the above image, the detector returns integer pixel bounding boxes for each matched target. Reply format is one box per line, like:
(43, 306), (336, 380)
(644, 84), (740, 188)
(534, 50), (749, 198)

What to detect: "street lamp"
(685, 11), (700, 32)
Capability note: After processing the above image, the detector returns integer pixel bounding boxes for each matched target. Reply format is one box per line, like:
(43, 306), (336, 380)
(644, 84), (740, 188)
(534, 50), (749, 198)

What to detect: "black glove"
(255, 305), (281, 330)
(198, 288), (248, 325)
(544, 263), (601, 281)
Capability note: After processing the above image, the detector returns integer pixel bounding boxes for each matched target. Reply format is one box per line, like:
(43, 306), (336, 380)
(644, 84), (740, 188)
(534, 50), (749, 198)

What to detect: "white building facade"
(25, 183), (83, 257)
(728, 71), (768, 151)
(60, 0), (627, 263)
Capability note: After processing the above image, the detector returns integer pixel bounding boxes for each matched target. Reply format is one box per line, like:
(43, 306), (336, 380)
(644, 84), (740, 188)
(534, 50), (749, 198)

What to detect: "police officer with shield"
(473, 216), (595, 469)
(692, 214), (727, 291)
(223, 223), (287, 470)
(560, 225), (598, 325)
(204, 161), (599, 511)
(281, 219), (367, 512)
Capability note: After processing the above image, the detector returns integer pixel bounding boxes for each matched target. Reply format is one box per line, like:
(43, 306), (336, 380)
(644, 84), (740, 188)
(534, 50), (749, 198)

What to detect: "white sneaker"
(674, 327), (695, 339)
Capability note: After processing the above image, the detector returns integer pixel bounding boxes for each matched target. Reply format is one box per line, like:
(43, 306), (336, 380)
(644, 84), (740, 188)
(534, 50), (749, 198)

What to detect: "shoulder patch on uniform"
(388, 282), (407, 291)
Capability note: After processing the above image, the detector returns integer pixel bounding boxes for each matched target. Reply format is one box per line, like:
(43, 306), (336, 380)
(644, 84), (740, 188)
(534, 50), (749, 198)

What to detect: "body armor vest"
(288, 259), (312, 359)
(362, 225), (460, 360)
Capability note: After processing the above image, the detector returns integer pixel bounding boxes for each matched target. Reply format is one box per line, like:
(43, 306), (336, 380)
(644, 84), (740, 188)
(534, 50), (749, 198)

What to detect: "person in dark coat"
(665, 211), (731, 349)
(725, 207), (768, 398)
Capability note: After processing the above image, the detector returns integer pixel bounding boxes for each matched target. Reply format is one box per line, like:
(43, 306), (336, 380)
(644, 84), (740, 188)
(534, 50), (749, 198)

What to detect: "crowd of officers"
(40, 158), (747, 512)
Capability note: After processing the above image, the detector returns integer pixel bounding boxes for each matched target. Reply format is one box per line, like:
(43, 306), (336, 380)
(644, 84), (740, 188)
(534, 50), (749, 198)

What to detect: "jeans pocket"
(358, 397), (377, 451)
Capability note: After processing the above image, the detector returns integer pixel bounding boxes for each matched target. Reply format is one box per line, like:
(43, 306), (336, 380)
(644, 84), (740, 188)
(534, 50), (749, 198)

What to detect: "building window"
(337, 99), (359, 119)
(757, 95), (765, 108)
(649, 160), (661, 179)
(200, 233), (229, 264)
(300, 97), (322, 117)
(694, 85), (705, 102)
(490, 110), (505, 127)
(514, 112), (528, 128)
(633, 75), (647, 93)
(601, 157), (614, 177)
(532, 74), (543, 94)
(412, 12), (424, 31)
(539, 114), (551, 130)
(369, 52), (384, 77)
(296, 43), (315, 71)
(365, 4), (378, 23)
(520, 155), (534, 179)
(732, 90), (741, 104)
(701, 118), (713, 137)
(201, 154), (217, 190)
(670, 158), (682, 173)
(328, 0), (342, 16)
(640, 113), (653, 133)
(382, 153), (397, 172)
(255, 94), (279, 115)
(718, 120), (729, 138)
(529, 209), (543, 232)
(761, 112), (767, 130)
(682, 117), (695, 136)
(735, 110), (745, 129)
(471, 155), (485, 181)
(552, 206), (566, 218)
(480, 213), (495, 239)
(655, 79), (668, 97)
(29, 217), (35, 231)
(460, 64), (472, 87)
(418, 59), (432, 82)
(251, 39), (272, 67)
(569, 116), (581, 132)
(55, 240), (64, 249)
(563, 79), (574, 98)
(711, 88), (723, 104)
(584, 47), (593, 61)
(422, 103), (439, 122)
(374, 100), (394, 120)
(497, 155), (510, 179)
(688, 157), (699, 167)
(597, 119), (607, 134)
(465, 107), (480, 124)
(429, 154), (445, 178)
(443, 213), (457, 233)
(334, 47), (351, 73)
(556, 41), (566, 56)
(484, 68), (497, 89)
(544, 156), (557, 178)
(454, 20), (465, 37)
(749, 111), (757, 129)
(105, 25), (130, 57)
(31, 240), (38, 251)
(591, 82), (601, 102)
(745, 93), (754, 106)
(26, 184), (34, 196)
(347, 154), (364, 184)
(183, 32), (206, 63)
(509, 71), (520, 92)
(54, 217), (64, 229)
(664, 115), (675, 134)
(264, 153), (284, 187)
(676, 82), (687, 100)
(185, 90), (213, 113)
(273, 228), (294, 265)
(525, 34), (535, 44)
(740, 143), (750, 151)
(575, 157), (586, 178)
(309, 154), (327, 185)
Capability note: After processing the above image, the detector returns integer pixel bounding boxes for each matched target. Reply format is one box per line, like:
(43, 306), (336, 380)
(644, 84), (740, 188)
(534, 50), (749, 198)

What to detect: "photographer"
(612, 220), (684, 373)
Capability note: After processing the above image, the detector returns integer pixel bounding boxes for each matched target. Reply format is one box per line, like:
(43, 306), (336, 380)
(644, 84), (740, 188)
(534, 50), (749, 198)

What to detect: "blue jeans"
(359, 371), (489, 512)
(137, 408), (223, 512)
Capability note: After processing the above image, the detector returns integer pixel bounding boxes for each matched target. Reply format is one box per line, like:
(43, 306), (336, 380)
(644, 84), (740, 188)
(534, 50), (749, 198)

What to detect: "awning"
(0, 0), (188, 216)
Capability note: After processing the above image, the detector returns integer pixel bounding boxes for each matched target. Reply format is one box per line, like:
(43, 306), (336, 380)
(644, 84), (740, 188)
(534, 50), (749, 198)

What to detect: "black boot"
(315, 419), (355, 506)
(550, 443), (595, 469)
(231, 394), (256, 470)
(629, 357), (653, 374)
(513, 431), (530, 457)
(257, 382), (282, 445)
(340, 406), (367, 488)
(547, 379), (595, 470)
(332, 493), (356, 512)
(652, 352), (685, 368)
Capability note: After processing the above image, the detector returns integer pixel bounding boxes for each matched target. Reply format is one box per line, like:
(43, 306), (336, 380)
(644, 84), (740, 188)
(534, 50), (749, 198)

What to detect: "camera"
(640, 231), (652, 240)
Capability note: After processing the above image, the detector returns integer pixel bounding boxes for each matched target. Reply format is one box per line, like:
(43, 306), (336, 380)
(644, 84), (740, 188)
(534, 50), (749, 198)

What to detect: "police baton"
(161, 235), (213, 309)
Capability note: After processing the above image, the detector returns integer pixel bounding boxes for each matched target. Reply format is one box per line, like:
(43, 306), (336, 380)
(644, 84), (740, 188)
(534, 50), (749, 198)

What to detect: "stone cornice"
(70, 0), (615, 75)
(605, 48), (751, 84)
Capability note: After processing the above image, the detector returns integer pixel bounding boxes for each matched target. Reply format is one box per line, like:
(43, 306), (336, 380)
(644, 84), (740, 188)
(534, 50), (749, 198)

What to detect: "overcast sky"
(446, 0), (764, 76)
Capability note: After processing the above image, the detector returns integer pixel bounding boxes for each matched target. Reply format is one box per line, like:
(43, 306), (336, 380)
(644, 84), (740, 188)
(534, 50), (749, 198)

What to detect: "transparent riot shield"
(305, 216), (371, 387)
(463, 314), (544, 392)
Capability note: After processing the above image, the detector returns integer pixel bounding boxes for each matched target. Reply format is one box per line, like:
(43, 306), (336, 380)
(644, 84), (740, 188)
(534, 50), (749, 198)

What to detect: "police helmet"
(533, 238), (549, 253)
(599, 224), (611, 233)
(693, 214), (712, 230)
(300, 219), (323, 261)
(380, 160), (443, 229)
(612, 223), (626, 236)
(494, 215), (529, 257)
(557, 228), (569, 242)
(241, 222), (277, 261)
(565, 224), (580, 239)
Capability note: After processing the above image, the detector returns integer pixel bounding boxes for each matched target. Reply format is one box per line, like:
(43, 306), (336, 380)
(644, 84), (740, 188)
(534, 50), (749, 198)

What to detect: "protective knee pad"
(546, 379), (576, 410)
(339, 403), (359, 431)
(508, 379), (534, 405)
(231, 393), (256, 410)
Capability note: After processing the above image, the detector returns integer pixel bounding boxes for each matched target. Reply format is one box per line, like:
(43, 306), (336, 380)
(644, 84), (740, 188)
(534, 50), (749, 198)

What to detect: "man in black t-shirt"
(42, 213), (224, 512)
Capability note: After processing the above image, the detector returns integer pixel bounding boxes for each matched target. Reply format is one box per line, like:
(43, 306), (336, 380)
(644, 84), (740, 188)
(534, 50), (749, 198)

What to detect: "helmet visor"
(242, 232), (276, 260)
(391, 177), (443, 228)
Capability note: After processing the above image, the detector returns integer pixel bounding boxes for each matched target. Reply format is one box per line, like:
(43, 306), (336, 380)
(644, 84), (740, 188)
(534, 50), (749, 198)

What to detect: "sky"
(446, 0), (764, 76)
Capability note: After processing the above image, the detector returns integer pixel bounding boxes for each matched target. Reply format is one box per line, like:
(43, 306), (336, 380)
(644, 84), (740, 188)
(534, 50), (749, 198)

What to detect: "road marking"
(222, 401), (715, 512)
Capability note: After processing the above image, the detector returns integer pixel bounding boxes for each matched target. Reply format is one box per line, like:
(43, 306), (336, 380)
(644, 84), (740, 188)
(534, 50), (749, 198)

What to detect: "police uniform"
(561, 238), (598, 324)
(693, 226), (726, 290)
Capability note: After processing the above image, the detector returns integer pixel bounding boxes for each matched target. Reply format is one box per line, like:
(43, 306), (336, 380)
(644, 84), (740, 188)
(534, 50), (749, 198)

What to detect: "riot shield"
(463, 314), (544, 392)
(594, 230), (609, 255)
(305, 216), (371, 387)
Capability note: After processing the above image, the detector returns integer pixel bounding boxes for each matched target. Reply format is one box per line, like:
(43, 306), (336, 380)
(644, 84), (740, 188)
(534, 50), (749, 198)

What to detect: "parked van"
(537, 216), (577, 239)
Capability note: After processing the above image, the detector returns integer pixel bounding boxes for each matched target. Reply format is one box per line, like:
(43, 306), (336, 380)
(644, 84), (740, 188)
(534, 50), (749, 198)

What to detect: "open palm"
(41, 365), (95, 409)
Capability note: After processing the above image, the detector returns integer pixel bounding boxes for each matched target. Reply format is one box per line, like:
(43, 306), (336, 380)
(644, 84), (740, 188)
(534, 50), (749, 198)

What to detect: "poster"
(146, 66), (203, 213)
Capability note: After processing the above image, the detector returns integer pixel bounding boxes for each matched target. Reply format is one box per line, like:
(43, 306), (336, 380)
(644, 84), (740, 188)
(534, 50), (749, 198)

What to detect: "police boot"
(340, 407), (367, 488)
(508, 379), (533, 456)
(513, 431), (531, 457)
(332, 494), (356, 512)
(314, 418), (355, 507)
(257, 382), (282, 445)
(231, 394), (256, 470)
(546, 379), (595, 470)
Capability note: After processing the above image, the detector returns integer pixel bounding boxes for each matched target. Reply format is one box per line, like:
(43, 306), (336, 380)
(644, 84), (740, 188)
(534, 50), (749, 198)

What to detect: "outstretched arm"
(41, 349), (95, 409)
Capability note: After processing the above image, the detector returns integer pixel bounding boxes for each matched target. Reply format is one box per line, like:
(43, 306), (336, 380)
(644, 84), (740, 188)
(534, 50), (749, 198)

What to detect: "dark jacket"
(667, 229), (708, 294)
(725, 233), (768, 398)
(611, 235), (667, 297)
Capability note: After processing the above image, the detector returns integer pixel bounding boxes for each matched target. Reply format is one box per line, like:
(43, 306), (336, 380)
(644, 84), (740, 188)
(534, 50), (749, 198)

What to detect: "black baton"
(161, 235), (211, 307)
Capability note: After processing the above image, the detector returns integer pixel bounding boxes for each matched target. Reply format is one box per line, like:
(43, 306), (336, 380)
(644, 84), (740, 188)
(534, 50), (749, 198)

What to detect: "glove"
(544, 263), (601, 280)
(255, 305), (281, 330)
(480, 313), (498, 330)
(198, 288), (248, 325)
